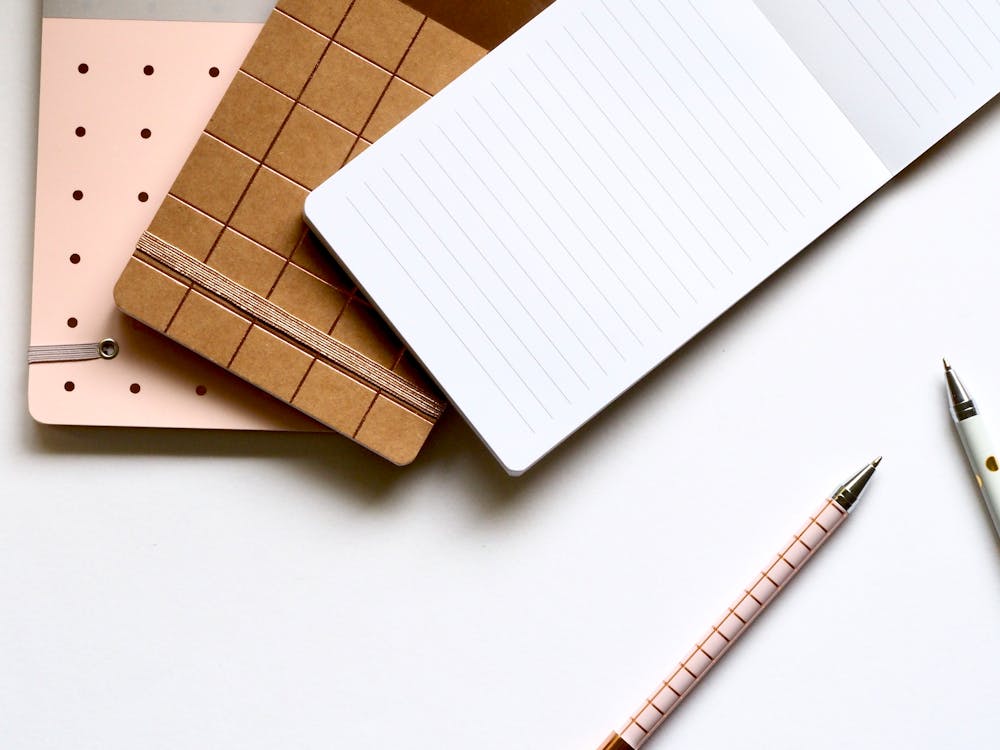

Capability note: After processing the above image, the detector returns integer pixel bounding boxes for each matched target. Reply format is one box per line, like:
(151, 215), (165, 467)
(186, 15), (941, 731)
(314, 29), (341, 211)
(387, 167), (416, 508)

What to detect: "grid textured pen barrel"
(596, 459), (880, 750)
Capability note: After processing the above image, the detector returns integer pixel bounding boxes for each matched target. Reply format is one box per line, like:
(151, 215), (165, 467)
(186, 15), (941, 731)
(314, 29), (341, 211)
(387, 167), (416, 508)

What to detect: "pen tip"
(834, 459), (881, 512)
(943, 357), (951, 372)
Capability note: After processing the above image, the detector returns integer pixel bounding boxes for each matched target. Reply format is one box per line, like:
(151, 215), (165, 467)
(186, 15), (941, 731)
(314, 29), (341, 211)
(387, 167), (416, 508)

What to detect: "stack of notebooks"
(31, 0), (1000, 474)
(31, 0), (548, 463)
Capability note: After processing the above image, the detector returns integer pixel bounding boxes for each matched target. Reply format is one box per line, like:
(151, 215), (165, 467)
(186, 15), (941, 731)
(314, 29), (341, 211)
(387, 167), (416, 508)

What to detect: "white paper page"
(306, 0), (889, 474)
(756, 0), (1000, 173)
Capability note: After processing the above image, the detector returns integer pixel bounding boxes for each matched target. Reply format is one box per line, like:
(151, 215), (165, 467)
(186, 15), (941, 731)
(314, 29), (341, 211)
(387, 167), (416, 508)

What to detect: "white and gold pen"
(944, 359), (1000, 539)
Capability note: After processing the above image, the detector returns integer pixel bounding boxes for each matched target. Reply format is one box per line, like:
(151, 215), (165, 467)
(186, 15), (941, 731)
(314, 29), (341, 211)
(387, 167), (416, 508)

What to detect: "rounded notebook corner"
(498, 454), (531, 478)
(27, 389), (59, 427)
(369, 427), (434, 468)
(111, 274), (130, 313)
(302, 189), (322, 227)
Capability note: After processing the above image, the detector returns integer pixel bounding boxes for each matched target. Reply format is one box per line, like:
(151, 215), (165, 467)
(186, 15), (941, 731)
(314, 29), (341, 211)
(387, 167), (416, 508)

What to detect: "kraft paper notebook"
(306, 0), (1000, 474)
(30, 0), (321, 431)
(114, 0), (550, 464)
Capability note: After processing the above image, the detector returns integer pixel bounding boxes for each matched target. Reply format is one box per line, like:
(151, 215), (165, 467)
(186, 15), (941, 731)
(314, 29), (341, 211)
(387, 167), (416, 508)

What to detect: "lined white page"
(757, 0), (1000, 172)
(306, 0), (889, 474)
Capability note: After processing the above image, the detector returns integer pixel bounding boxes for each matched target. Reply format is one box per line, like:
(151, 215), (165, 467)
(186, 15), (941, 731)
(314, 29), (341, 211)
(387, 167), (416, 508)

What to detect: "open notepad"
(306, 0), (1000, 474)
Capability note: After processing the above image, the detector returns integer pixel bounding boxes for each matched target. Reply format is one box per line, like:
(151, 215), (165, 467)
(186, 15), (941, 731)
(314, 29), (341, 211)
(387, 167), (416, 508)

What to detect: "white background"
(3, 2), (999, 748)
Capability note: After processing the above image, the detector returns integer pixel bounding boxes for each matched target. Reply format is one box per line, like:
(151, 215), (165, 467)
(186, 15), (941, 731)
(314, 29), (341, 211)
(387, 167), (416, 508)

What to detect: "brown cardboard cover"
(114, 0), (553, 465)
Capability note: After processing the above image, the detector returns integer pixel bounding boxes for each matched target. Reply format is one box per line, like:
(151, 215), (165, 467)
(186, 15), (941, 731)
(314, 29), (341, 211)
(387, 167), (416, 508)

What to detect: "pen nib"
(833, 459), (881, 512)
(945, 360), (977, 420)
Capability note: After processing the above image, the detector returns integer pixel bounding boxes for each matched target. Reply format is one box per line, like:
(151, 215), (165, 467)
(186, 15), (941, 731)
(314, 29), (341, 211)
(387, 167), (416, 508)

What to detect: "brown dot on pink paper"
(209, 67), (220, 78)
(78, 63), (88, 74)
(130, 383), (141, 394)
(75, 126), (86, 137)
(143, 65), (154, 76)
(72, 190), (83, 201)
(69, 253), (81, 264)
(67, 317), (78, 328)
(64, 381), (75, 392)
(140, 128), (152, 139)
(138, 192), (149, 203)
(195, 385), (208, 396)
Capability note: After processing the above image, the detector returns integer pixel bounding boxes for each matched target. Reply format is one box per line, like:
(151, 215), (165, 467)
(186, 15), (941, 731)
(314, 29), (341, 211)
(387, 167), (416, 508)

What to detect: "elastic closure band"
(28, 338), (119, 364)
(136, 232), (446, 420)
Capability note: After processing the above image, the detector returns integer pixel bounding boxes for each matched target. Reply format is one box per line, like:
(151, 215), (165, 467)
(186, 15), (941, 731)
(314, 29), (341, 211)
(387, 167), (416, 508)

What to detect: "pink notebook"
(30, 1), (320, 430)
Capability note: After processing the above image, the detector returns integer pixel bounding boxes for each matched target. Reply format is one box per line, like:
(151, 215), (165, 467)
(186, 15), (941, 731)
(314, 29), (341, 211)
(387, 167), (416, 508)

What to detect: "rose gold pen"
(596, 458), (881, 750)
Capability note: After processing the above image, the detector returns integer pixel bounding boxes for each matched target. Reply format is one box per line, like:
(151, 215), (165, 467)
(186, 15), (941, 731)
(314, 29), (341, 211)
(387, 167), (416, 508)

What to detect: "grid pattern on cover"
(114, 0), (487, 465)
(618, 499), (848, 749)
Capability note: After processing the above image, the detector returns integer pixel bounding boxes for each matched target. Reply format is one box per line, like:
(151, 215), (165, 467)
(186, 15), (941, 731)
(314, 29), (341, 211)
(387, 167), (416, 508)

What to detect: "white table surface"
(3, 4), (998, 749)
